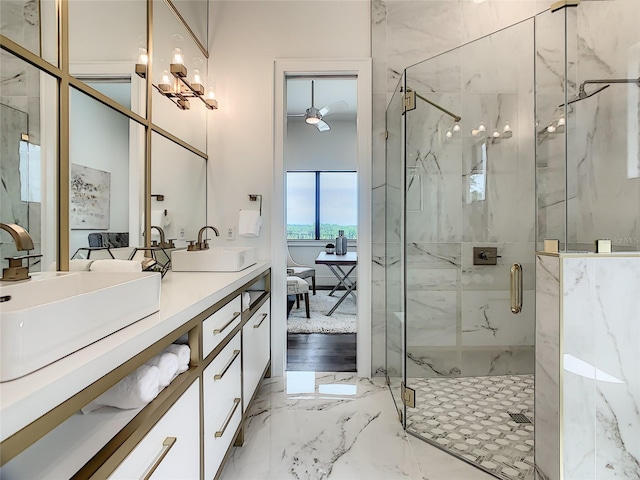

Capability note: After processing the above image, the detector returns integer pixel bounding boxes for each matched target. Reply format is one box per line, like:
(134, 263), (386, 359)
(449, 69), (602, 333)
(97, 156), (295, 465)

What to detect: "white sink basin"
(0, 271), (161, 382)
(171, 247), (257, 272)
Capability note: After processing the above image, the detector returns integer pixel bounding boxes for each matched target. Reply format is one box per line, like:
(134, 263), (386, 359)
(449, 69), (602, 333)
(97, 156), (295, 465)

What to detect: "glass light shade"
(547, 124), (557, 133)
(557, 116), (565, 127)
(192, 69), (202, 85)
(305, 116), (320, 125)
(137, 47), (148, 65)
(172, 47), (184, 66)
(478, 123), (486, 132)
(161, 70), (171, 85)
(452, 123), (461, 132)
(492, 129), (501, 138)
(207, 86), (216, 100)
(445, 130), (453, 139)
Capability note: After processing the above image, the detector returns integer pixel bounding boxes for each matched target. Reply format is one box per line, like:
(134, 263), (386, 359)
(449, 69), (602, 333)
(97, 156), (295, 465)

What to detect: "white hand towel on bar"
(81, 364), (161, 413)
(238, 209), (262, 237)
(242, 291), (251, 311)
(164, 344), (191, 373)
(89, 259), (143, 273)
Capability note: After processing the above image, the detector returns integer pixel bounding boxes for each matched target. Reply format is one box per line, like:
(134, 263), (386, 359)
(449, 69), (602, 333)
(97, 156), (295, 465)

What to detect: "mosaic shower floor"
(399, 375), (534, 480)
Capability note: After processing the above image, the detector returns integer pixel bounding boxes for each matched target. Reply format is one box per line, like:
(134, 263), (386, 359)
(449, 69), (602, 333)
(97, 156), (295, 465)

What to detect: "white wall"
(207, 1), (371, 377)
(69, 88), (130, 256)
(207, 0), (370, 258)
(285, 120), (357, 171)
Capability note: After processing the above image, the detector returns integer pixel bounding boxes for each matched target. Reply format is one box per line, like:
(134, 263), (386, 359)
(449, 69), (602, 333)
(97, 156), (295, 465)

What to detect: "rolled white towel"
(89, 259), (142, 273)
(242, 291), (251, 311)
(164, 344), (190, 374)
(81, 364), (161, 413)
(146, 352), (179, 388)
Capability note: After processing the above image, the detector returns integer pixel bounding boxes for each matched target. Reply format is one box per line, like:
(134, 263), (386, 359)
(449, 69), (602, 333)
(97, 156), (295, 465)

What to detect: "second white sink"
(0, 271), (161, 382)
(171, 247), (257, 272)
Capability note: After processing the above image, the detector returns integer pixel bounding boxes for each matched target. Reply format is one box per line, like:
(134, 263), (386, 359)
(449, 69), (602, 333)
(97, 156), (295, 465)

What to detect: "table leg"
(327, 279), (357, 316)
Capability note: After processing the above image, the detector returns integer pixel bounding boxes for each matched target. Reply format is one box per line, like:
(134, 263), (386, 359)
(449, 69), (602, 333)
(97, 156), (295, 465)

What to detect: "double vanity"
(0, 260), (271, 479)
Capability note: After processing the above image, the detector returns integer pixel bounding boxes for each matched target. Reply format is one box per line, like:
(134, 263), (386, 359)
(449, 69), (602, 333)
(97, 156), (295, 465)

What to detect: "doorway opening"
(284, 76), (358, 372)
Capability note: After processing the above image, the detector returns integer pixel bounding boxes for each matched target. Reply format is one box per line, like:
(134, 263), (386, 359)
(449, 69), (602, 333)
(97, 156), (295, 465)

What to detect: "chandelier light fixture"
(135, 34), (218, 111)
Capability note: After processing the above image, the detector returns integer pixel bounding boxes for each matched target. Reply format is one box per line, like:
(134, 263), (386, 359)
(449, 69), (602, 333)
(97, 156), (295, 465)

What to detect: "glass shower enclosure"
(385, 18), (537, 479)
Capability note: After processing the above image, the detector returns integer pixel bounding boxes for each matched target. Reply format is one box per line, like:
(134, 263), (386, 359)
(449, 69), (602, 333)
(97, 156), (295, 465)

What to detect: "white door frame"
(272, 58), (372, 378)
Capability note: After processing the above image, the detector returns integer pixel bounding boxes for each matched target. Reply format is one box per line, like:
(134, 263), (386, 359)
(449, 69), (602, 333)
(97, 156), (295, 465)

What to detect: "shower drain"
(508, 412), (532, 424)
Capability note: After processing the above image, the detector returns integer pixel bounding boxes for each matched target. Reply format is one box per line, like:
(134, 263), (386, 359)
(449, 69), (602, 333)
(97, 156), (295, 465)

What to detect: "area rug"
(287, 290), (356, 334)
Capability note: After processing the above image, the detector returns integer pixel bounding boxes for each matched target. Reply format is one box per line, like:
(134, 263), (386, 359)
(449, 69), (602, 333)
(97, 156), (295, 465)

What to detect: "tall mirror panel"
(68, 87), (145, 261)
(151, 131), (206, 248)
(68, 0), (147, 117)
(152, 0), (208, 152)
(1, 0), (58, 65)
(1, 50), (58, 272)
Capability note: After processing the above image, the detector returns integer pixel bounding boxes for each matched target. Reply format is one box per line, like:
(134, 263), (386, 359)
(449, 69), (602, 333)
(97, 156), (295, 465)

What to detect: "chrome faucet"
(150, 225), (175, 249)
(0, 223), (42, 281)
(188, 226), (220, 251)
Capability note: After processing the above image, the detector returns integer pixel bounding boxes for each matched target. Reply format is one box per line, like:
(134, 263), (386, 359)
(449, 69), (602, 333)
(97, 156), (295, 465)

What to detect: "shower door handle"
(510, 263), (523, 314)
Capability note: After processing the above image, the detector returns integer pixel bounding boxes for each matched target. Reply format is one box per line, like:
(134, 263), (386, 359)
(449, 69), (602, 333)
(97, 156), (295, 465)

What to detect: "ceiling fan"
(288, 80), (348, 132)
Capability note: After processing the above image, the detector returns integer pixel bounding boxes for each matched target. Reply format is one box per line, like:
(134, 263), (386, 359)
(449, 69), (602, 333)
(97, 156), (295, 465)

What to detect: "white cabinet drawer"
(109, 380), (200, 480)
(202, 296), (242, 359)
(203, 334), (242, 479)
(242, 301), (270, 413)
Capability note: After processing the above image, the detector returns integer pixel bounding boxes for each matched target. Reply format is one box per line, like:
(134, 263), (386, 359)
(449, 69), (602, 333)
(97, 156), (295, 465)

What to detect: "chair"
(287, 276), (310, 318)
(286, 247), (316, 295)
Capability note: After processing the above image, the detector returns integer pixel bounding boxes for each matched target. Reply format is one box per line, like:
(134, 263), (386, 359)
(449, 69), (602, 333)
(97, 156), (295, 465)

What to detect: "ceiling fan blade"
(287, 113), (306, 117)
(316, 120), (331, 132)
(318, 100), (348, 117)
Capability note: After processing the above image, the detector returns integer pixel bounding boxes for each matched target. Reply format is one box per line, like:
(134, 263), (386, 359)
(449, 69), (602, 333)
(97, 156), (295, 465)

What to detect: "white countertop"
(0, 261), (270, 442)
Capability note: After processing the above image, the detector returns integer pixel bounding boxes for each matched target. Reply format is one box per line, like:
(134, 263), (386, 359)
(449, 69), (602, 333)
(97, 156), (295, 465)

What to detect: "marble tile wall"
(562, 255), (640, 479)
(375, 4), (539, 378)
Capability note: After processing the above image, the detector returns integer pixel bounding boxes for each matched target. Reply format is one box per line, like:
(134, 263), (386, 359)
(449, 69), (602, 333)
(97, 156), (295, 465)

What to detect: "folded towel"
(81, 364), (161, 413)
(89, 259), (142, 273)
(145, 352), (179, 388)
(238, 209), (262, 237)
(242, 291), (251, 311)
(70, 259), (93, 271)
(164, 344), (190, 374)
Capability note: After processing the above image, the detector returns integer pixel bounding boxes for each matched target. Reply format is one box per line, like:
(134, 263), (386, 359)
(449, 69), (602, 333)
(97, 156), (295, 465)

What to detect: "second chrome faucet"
(187, 226), (220, 251)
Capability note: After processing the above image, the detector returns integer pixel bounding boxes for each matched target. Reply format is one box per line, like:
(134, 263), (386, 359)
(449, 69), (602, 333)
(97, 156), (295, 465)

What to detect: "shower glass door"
(385, 74), (406, 421)
(401, 18), (537, 477)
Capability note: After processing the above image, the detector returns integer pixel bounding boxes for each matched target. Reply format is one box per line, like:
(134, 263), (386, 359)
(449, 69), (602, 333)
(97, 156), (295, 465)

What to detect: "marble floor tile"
(219, 372), (503, 480)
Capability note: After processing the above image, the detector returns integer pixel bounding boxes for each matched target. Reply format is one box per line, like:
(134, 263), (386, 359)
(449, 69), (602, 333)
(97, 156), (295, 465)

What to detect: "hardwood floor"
(286, 333), (356, 372)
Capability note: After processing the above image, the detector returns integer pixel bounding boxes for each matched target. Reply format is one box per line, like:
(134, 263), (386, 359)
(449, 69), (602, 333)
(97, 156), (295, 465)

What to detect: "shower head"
(559, 77), (640, 107)
(560, 84), (610, 107)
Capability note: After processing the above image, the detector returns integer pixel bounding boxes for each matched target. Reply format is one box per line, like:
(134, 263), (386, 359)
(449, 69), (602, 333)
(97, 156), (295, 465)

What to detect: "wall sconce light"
(134, 34), (218, 111)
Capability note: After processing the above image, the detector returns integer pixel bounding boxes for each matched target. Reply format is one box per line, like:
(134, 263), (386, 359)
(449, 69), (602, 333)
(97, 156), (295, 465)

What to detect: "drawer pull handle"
(213, 311), (241, 334)
(214, 349), (240, 380)
(142, 436), (177, 480)
(253, 313), (268, 328)
(215, 398), (241, 438)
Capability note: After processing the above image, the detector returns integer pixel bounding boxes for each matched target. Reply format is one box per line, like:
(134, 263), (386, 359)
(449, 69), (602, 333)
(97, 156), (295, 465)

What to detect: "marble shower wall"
(373, 0), (554, 376)
(380, 12), (537, 379)
(535, 253), (640, 480)
(535, 0), (640, 251)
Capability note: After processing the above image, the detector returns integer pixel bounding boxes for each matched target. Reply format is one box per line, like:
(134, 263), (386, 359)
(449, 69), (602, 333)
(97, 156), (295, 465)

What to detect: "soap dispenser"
(335, 230), (347, 255)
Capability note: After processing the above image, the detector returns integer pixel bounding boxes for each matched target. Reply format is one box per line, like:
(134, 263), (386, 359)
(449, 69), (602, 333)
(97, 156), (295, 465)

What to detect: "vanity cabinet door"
(109, 379), (200, 480)
(242, 301), (270, 412)
(202, 295), (242, 359)
(203, 333), (242, 479)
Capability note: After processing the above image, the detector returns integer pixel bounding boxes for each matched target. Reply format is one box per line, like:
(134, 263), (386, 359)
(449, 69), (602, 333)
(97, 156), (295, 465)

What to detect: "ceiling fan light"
(305, 106), (321, 124)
